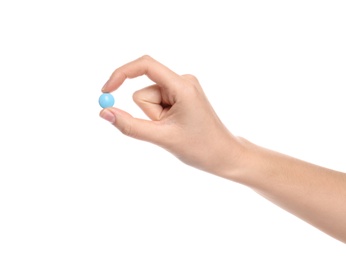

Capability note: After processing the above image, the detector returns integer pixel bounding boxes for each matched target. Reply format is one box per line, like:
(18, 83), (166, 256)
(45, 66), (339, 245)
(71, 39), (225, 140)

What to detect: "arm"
(236, 139), (346, 243)
(100, 55), (346, 243)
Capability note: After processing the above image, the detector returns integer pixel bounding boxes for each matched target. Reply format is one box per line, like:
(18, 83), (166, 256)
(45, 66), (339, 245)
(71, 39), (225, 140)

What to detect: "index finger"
(102, 55), (182, 93)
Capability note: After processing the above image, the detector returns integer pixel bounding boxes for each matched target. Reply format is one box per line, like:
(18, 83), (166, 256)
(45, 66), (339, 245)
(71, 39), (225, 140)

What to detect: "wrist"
(213, 136), (267, 187)
(208, 134), (250, 181)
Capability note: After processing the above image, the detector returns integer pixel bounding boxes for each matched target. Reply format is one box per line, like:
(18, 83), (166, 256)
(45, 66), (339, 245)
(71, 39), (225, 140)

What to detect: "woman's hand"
(100, 55), (244, 176)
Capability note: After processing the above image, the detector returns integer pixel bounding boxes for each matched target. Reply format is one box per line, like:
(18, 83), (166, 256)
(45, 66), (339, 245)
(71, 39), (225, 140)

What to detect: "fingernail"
(101, 80), (109, 92)
(100, 109), (115, 123)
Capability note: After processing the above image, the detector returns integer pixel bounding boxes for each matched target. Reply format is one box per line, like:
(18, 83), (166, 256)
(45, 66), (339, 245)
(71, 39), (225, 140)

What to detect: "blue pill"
(99, 93), (114, 108)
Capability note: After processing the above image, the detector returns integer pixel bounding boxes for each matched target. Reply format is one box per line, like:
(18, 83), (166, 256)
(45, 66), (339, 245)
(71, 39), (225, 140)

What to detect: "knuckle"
(119, 124), (133, 137)
(182, 74), (199, 83)
(181, 74), (201, 94)
(132, 90), (140, 102)
(140, 54), (153, 62)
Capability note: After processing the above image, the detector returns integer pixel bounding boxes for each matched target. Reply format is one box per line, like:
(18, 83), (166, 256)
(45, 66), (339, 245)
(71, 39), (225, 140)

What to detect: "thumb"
(100, 107), (166, 144)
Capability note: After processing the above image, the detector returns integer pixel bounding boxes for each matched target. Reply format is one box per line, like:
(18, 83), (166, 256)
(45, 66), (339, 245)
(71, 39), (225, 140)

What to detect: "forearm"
(227, 138), (346, 243)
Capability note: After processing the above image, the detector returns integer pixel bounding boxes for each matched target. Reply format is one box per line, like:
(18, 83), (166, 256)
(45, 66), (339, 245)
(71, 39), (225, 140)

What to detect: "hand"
(100, 55), (346, 243)
(100, 55), (243, 176)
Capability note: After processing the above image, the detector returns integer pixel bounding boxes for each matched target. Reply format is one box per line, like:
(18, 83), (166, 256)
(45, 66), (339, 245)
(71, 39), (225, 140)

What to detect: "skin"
(100, 55), (346, 243)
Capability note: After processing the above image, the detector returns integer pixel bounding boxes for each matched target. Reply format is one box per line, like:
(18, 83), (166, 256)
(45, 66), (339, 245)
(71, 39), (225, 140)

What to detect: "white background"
(0, 0), (345, 259)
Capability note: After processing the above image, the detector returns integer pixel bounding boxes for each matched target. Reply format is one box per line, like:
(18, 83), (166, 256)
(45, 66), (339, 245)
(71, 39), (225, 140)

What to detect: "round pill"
(99, 93), (114, 108)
